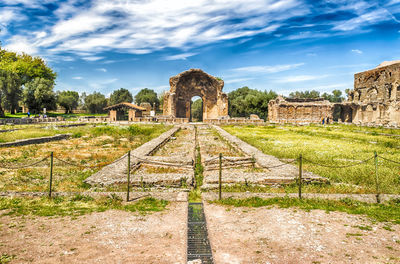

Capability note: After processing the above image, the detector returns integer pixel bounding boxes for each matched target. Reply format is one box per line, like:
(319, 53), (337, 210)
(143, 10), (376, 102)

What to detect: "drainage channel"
(187, 202), (214, 263)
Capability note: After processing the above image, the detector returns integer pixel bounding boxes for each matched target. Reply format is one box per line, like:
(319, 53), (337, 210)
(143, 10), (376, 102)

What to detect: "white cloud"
(82, 56), (105, 61)
(96, 68), (107, 72)
(225, 78), (254, 84)
(72, 76), (83, 80)
(163, 53), (197, 60)
(4, 35), (39, 54)
(233, 63), (304, 73)
(351, 49), (363, 54)
(275, 74), (328, 83)
(7, 0), (306, 57)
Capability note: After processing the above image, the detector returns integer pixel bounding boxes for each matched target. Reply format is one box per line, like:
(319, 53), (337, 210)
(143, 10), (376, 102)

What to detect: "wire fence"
(1, 148), (399, 203)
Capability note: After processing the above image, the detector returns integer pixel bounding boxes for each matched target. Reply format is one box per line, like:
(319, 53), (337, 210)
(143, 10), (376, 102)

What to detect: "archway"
(162, 69), (228, 120)
(190, 96), (203, 122)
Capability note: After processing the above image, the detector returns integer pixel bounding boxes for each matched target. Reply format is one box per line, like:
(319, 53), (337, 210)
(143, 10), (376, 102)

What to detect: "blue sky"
(1, 0), (400, 97)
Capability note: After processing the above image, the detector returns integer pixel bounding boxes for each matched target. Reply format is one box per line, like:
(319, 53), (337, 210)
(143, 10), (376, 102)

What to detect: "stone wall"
(341, 61), (400, 126)
(0, 134), (71, 148)
(268, 96), (333, 124)
(0, 117), (63, 125)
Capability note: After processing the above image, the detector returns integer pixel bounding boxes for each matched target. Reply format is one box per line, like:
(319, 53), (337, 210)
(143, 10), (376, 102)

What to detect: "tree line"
(0, 46), (347, 118)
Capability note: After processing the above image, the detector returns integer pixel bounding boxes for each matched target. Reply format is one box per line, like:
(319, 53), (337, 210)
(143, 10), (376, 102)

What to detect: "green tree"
(191, 98), (203, 121)
(57, 90), (79, 113)
(228, 87), (277, 120)
(288, 90), (320, 99)
(134, 88), (160, 108)
(109, 88), (133, 105)
(322, 90), (344, 103)
(23, 78), (57, 113)
(84, 92), (107, 113)
(0, 69), (22, 115)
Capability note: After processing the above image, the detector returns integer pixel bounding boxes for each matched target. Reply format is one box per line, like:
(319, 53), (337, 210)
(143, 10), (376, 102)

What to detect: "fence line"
(302, 156), (374, 168)
(378, 155), (400, 166)
(0, 155), (50, 169)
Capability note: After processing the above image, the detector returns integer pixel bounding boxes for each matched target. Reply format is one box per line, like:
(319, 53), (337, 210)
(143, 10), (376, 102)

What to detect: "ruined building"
(268, 96), (333, 124)
(339, 61), (400, 126)
(163, 69), (228, 120)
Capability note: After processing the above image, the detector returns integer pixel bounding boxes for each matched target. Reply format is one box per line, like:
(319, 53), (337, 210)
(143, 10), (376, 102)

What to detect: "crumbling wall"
(268, 96), (333, 124)
(342, 61), (400, 126)
(163, 69), (228, 120)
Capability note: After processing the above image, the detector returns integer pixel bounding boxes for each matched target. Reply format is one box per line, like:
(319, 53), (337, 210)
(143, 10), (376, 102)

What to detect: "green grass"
(0, 112), (107, 119)
(0, 123), (170, 143)
(0, 195), (168, 217)
(211, 196), (400, 224)
(223, 124), (400, 194)
(0, 124), (172, 192)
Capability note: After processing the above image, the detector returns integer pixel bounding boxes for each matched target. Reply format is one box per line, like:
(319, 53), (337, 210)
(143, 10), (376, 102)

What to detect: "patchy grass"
(0, 195), (168, 217)
(0, 124), (171, 192)
(189, 189), (202, 203)
(211, 196), (400, 224)
(223, 124), (400, 194)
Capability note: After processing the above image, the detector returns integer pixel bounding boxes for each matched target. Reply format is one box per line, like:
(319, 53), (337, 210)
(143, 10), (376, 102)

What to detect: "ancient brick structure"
(268, 96), (333, 124)
(339, 61), (400, 126)
(104, 102), (145, 121)
(163, 69), (228, 120)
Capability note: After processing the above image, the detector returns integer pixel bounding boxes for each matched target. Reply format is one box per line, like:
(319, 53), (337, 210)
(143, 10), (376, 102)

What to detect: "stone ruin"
(163, 69), (228, 120)
(338, 61), (400, 126)
(268, 96), (333, 124)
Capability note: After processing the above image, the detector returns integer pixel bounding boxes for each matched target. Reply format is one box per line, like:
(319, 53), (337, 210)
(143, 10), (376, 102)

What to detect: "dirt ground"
(204, 202), (400, 264)
(0, 202), (187, 264)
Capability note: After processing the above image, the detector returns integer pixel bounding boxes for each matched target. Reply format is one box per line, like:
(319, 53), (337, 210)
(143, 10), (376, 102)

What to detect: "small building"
(268, 96), (333, 124)
(104, 102), (146, 121)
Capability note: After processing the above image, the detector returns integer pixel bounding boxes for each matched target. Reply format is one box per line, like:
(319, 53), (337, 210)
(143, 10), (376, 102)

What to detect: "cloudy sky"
(1, 0), (400, 97)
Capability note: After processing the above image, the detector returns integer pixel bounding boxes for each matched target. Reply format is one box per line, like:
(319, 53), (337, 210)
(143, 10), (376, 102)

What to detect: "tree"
(57, 90), (79, 113)
(0, 48), (56, 115)
(0, 69), (21, 115)
(109, 88), (133, 105)
(23, 78), (57, 113)
(288, 90), (320, 99)
(228, 87), (277, 120)
(321, 89), (344, 103)
(84, 92), (107, 113)
(134, 88), (160, 108)
(191, 98), (203, 121)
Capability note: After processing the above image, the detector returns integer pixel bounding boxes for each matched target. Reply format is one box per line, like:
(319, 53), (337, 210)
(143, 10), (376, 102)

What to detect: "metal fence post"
(219, 153), (222, 200)
(49, 152), (53, 198)
(298, 154), (302, 200)
(127, 151), (131, 202)
(374, 151), (380, 203)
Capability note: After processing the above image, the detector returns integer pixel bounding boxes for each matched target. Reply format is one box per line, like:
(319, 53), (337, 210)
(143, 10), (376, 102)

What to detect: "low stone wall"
(0, 134), (71, 148)
(204, 118), (265, 125)
(85, 126), (181, 185)
(0, 117), (63, 125)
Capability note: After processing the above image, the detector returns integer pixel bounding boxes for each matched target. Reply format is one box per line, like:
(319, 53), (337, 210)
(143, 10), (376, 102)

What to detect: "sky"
(1, 0), (400, 97)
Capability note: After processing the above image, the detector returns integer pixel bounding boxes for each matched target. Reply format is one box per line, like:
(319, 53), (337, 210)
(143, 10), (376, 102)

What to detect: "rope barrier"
(0, 155), (50, 169)
(302, 156), (374, 168)
(378, 155), (400, 166)
(130, 153), (194, 168)
(53, 153), (128, 169)
(260, 159), (297, 169)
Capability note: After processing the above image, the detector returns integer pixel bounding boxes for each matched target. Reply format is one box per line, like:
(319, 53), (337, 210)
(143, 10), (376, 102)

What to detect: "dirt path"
(204, 202), (400, 264)
(0, 202), (187, 264)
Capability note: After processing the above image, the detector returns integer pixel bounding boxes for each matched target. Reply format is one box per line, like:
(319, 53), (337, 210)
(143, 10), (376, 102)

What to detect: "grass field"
(223, 124), (400, 194)
(0, 124), (171, 192)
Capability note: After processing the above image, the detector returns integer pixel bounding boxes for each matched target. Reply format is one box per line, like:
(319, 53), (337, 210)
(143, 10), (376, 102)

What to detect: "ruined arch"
(162, 69), (228, 120)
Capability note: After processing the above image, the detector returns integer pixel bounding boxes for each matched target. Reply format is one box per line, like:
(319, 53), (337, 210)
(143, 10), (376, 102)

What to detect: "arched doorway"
(190, 96), (203, 122)
(162, 69), (228, 120)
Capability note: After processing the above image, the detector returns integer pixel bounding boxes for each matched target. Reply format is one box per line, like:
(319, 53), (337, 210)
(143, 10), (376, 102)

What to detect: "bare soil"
(0, 202), (187, 264)
(204, 202), (400, 264)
